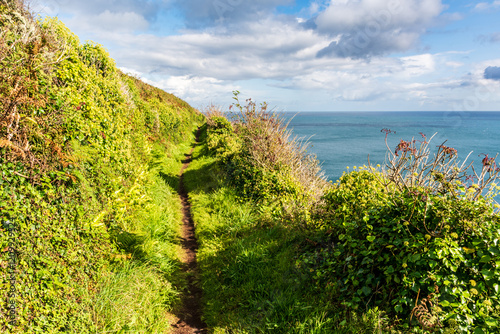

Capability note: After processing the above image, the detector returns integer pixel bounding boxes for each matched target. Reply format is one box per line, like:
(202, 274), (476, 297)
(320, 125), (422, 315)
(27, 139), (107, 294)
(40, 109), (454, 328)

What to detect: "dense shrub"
(205, 92), (327, 215)
(308, 134), (500, 332)
(206, 115), (241, 160)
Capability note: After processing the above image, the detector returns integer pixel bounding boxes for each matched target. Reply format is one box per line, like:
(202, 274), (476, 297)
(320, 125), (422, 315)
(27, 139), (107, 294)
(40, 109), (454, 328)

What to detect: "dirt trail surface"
(172, 133), (207, 334)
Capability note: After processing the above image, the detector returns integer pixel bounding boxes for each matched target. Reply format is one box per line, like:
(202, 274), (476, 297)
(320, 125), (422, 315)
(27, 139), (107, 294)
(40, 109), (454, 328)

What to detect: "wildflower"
(438, 144), (457, 157)
(451, 232), (458, 239)
(480, 153), (497, 172)
(381, 128), (395, 135)
(470, 288), (479, 296)
(404, 241), (409, 246)
(402, 263), (408, 268)
(395, 139), (416, 156)
(470, 280), (476, 287)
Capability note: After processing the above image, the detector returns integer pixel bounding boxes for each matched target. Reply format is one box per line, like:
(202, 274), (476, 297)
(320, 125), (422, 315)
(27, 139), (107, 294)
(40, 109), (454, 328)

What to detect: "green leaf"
(488, 247), (500, 256)
(485, 318), (498, 327)
(367, 235), (376, 242)
(481, 269), (494, 280)
(411, 254), (421, 262)
(361, 286), (371, 296)
(480, 255), (491, 263)
(463, 247), (476, 254)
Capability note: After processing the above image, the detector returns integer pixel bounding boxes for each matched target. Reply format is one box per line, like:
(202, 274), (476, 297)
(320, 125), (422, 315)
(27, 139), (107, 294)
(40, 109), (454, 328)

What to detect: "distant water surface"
(283, 111), (500, 182)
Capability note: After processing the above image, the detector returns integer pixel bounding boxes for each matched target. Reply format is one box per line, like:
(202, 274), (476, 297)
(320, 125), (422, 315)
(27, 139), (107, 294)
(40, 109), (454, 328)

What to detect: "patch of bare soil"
(171, 132), (207, 334)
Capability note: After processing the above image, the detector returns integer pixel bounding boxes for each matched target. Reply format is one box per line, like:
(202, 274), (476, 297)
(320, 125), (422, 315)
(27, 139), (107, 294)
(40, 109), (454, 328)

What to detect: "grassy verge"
(87, 139), (197, 332)
(183, 127), (382, 333)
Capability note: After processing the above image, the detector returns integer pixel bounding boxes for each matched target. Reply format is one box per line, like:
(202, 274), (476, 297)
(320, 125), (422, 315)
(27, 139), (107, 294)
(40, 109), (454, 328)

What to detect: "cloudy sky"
(32, 0), (500, 111)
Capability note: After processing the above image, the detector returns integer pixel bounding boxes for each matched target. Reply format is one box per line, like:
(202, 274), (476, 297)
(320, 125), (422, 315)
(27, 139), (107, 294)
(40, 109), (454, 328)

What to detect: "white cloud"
(474, 1), (500, 11)
(445, 61), (464, 68)
(89, 10), (149, 32)
(144, 75), (240, 107)
(113, 18), (328, 81)
(118, 67), (143, 77)
(314, 0), (444, 58)
(172, 0), (293, 28)
(33, 0), (500, 111)
(46, 0), (161, 19)
(398, 54), (436, 77)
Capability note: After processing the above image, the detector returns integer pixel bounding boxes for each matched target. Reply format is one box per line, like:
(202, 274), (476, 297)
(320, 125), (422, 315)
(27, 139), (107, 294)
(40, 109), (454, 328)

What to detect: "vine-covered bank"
(1, 1), (202, 332)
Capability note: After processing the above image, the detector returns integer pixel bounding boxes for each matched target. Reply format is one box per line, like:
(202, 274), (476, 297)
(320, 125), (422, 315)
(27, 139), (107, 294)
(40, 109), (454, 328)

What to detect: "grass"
(183, 129), (385, 334)
(85, 138), (197, 333)
(90, 262), (178, 333)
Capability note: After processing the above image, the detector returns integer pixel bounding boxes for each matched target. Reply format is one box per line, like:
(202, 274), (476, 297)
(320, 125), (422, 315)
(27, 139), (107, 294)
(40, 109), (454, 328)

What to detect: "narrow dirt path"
(171, 132), (207, 334)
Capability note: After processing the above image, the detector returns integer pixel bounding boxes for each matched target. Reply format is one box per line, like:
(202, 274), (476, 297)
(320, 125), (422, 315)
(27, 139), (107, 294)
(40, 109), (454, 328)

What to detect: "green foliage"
(88, 143), (193, 332)
(206, 115), (242, 159)
(0, 2), (201, 332)
(204, 93), (327, 219)
(308, 143), (500, 332)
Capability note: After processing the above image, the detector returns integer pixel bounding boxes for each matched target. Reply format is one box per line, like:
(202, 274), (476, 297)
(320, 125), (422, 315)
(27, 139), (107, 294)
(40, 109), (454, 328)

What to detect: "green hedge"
(0, 3), (202, 332)
(309, 168), (500, 332)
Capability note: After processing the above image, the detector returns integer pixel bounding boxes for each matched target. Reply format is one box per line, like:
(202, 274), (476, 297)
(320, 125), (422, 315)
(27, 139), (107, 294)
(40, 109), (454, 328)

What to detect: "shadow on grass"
(196, 219), (334, 332)
(159, 171), (180, 191)
(181, 147), (341, 333)
(109, 227), (148, 260)
(182, 160), (220, 195)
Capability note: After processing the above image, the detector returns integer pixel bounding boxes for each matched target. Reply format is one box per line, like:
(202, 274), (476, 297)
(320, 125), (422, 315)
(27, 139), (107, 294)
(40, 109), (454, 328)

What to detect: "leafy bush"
(204, 92), (327, 217)
(206, 114), (241, 160)
(310, 134), (500, 332)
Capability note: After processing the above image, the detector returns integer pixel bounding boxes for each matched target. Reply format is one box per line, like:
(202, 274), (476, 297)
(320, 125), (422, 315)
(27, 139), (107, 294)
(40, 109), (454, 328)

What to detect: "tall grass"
(90, 262), (178, 333)
(84, 141), (195, 332)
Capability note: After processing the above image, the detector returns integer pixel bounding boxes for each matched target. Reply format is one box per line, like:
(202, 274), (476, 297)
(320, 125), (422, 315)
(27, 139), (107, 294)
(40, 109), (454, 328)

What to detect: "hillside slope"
(1, 1), (203, 332)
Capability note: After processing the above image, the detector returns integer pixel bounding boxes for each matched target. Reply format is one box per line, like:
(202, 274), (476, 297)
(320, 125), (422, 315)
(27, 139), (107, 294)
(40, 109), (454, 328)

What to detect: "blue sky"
(32, 0), (500, 111)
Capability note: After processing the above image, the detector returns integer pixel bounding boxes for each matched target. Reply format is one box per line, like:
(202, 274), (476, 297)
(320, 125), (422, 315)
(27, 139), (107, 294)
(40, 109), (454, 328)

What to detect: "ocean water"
(283, 111), (500, 182)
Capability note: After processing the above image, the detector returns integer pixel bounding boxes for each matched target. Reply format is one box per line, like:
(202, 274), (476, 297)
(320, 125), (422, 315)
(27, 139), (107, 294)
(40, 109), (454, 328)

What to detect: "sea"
(282, 111), (500, 183)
